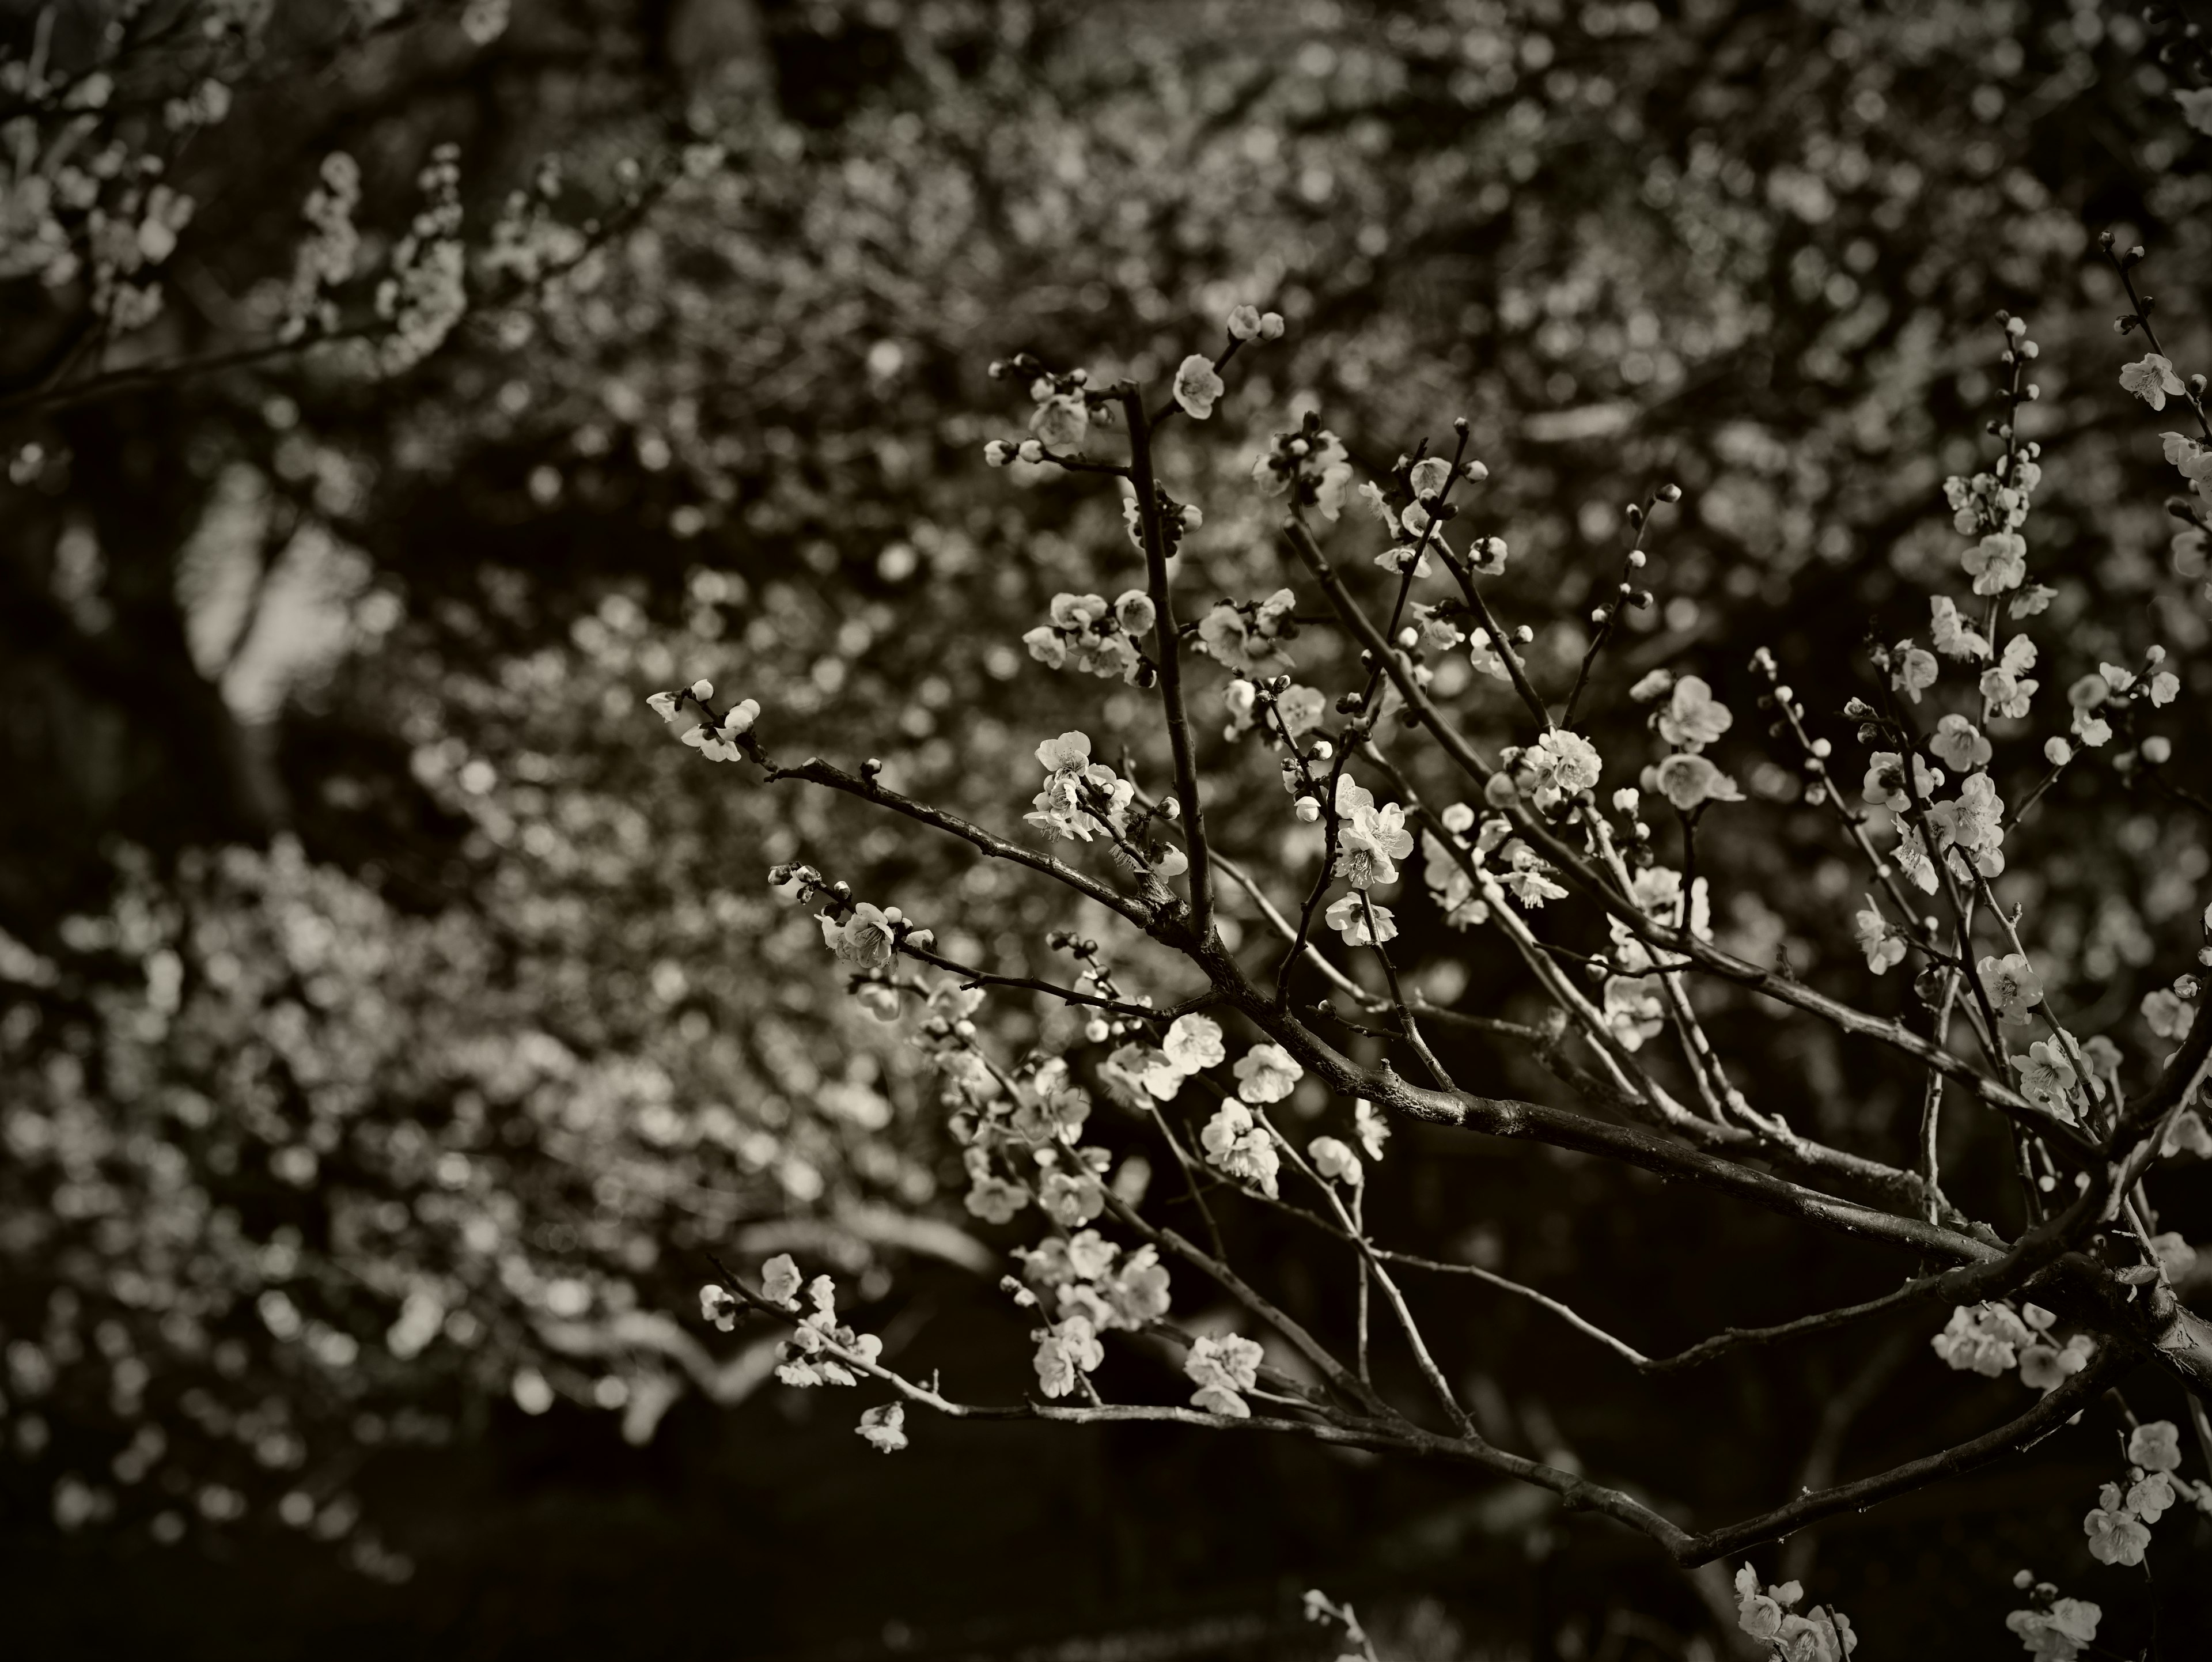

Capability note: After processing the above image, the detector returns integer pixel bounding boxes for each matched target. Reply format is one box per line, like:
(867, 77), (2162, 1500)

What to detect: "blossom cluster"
(1024, 590), (1156, 684)
(1732, 1566), (1858, 1661)
(1929, 1300), (2092, 1391)
(1631, 671), (1744, 812)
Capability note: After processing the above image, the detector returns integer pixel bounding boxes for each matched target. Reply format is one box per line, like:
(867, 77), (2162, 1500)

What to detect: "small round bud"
(882, 906), (903, 924)
(1160, 796), (1180, 819)
(988, 359), (1007, 379)
(691, 678), (714, 700)
(1656, 483), (1682, 503)
(1464, 460), (1489, 482)
(1017, 439), (1044, 463)
(1311, 740), (1333, 762)
(2149, 644), (2168, 664)
(2005, 315), (2027, 338)
(2044, 736), (2072, 767)
(1590, 608), (1608, 625)
(1626, 550), (1647, 569)
(1514, 625), (1534, 645)
(1812, 738), (1832, 759)
(1294, 796), (1321, 823)
(861, 758), (884, 779)
(2144, 735), (2173, 764)
(2098, 229), (2115, 249)
(1631, 590), (1653, 609)
(1398, 626), (1419, 649)
(1483, 773), (1521, 807)
(1453, 415), (1469, 436)
(1625, 502), (1643, 525)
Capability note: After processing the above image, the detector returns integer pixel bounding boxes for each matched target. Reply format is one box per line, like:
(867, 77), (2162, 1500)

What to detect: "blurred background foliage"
(3, 0), (2211, 1655)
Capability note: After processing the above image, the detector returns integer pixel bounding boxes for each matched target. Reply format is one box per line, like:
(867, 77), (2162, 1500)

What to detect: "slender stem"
(1122, 391), (1213, 940)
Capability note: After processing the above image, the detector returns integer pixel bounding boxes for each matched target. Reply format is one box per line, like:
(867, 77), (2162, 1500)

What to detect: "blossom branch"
(1120, 389), (1214, 940)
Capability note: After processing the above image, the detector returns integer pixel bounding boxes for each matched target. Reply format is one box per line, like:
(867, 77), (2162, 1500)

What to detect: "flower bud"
(691, 679), (714, 700)
(1656, 482), (1682, 503)
(2044, 737), (2072, 766)
(1017, 439), (1044, 464)
(2143, 735), (2173, 764)
(1293, 796), (1320, 823)
(1484, 773), (1521, 807)
(1464, 460), (1489, 482)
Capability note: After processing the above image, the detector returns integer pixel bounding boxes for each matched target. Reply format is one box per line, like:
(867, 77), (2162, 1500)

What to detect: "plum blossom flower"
(1184, 1332), (1264, 1417)
(2068, 675), (2112, 747)
(821, 903), (896, 970)
(2142, 986), (2192, 1040)
(1172, 354), (1225, 418)
(1233, 1043), (1303, 1104)
(1523, 729), (1603, 809)
(1497, 841), (1567, 907)
(855, 1402), (907, 1452)
(1656, 675), (1733, 749)
(1032, 1316), (1104, 1397)
(2083, 1489), (2152, 1566)
(1963, 533), (2027, 596)
(760, 1254), (804, 1309)
(2020, 1332), (2094, 1394)
(1333, 776), (1414, 888)
(1199, 1100), (1280, 1197)
(1855, 899), (1905, 974)
(2126, 1470), (2177, 1524)
(1324, 893), (1397, 945)
(2120, 353), (2186, 411)
(1930, 595), (1991, 660)
(1194, 595), (1296, 675)
(1982, 633), (2040, 720)
(1354, 1099), (1389, 1161)
(1926, 771), (2005, 878)
(1860, 751), (1942, 813)
(1162, 1014), (1225, 1074)
(1733, 1568), (1787, 1642)
(2014, 1038), (2078, 1118)
(1308, 1135), (1361, 1185)
(1979, 953), (2043, 1025)
(1031, 392), (1088, 452)
(1603, 974), (1665, 1050)
(2005, 1597), (2101, 1661)
(1039, 1168), (1105, 1228)
(2128, 1419), (2184, 1474)
(1226, 304), (1263, 340)
(1652, 752), (1744, 812)
(1929, 714), (1992, 772)
(1931, 1301), (2032, 1376)
(2162, 1110), (2212, 1159)
(1891, 642), (1939, 701)
(964, 1170), (1029, 1223)
(700, 1284), (739, 1331)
